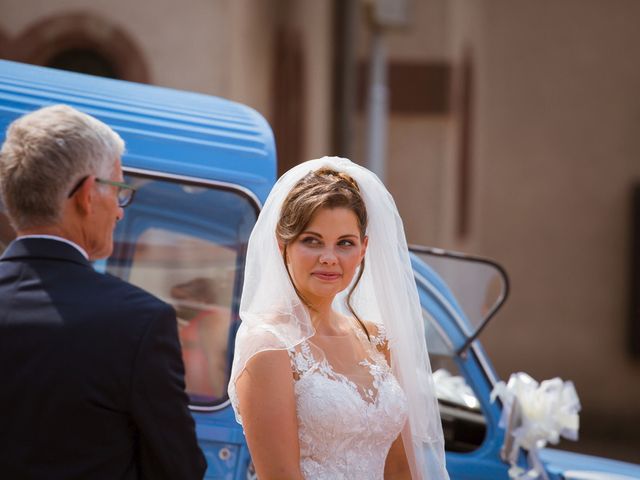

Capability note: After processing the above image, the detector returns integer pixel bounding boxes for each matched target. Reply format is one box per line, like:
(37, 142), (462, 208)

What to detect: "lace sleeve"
(287, 341), (316, 379)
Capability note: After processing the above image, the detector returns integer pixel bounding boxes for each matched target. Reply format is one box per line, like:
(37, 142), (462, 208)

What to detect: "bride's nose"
(319, 249), (337, 265)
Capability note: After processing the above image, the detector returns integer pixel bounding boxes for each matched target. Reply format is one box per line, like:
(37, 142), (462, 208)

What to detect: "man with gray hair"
(0, 105), (206, 479)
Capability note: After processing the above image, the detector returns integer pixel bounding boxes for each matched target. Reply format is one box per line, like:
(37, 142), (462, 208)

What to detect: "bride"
(228, 157), (449, 480)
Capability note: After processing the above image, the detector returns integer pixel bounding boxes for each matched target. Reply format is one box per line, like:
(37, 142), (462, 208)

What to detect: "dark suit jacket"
(0, 238), (206, 479)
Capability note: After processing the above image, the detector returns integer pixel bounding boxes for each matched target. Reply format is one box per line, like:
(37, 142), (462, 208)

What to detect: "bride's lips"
(311, 271), (342, 281)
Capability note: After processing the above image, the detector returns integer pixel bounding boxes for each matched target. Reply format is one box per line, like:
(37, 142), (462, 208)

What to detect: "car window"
(108, 173), (257, 407)
(128, 228), (235, 403)
(415, 248), (507, 340)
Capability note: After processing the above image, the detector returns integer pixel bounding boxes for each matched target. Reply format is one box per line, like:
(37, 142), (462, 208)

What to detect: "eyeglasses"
(96, 178), (136, 208)
(67, 175), (137, 208)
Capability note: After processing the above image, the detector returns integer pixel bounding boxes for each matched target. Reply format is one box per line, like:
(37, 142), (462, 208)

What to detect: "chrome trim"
(122, 166), (263, 210)
(190, 397), (232, 413)
(471, 342), (499, 387)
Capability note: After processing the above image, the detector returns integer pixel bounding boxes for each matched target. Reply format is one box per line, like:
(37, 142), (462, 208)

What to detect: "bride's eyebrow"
(301, 231), (359, 240)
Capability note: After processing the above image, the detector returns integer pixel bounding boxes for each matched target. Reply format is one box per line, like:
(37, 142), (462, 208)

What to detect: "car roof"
(0, 60), (276, 203)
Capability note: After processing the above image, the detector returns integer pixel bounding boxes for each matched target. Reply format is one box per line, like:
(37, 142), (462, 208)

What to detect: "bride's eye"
(338, 239), (355, 247)
(301, 236), (322, 246)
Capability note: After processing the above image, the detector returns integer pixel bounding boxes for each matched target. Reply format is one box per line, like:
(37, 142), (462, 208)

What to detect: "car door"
(411, 246), (516, 479)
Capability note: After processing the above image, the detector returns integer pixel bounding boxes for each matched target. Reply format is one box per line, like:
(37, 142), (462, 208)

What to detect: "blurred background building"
(1, 0), (639, 463)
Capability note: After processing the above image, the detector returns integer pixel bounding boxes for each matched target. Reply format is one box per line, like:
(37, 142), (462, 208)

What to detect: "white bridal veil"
(228, 157), (448, 479)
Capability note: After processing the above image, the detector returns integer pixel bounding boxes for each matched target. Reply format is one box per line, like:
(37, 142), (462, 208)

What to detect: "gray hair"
(0, 104), (125, 229)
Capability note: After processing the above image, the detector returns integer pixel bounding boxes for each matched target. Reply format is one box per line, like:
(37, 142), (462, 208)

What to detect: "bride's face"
(285, 207), (367, 305)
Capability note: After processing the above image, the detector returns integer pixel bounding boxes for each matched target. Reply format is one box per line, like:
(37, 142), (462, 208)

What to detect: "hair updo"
(276, 167), (370, 338)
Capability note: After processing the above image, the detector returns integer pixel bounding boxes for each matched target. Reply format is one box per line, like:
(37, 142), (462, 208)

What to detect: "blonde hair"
(0, 104), (124, 229)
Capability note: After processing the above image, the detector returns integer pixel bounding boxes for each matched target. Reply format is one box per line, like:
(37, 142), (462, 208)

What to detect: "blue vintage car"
(1, 59), (639, 479)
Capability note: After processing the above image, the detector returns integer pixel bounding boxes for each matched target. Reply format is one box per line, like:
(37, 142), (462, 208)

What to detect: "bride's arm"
(378, 332), (412, 480)
(235, 349), (304, 480)
(385, 435), (411, 479)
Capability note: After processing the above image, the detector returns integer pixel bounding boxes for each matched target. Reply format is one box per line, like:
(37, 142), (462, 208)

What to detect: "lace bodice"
(287, 325), (408, 480)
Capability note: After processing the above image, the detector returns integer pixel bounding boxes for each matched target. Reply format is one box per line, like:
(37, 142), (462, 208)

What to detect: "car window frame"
(111, 166), (262, 412)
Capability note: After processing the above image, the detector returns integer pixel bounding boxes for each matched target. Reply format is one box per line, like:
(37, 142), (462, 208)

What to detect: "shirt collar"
(16, 234), (89, 260)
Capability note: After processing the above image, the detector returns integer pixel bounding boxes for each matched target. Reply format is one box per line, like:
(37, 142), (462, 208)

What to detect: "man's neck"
(18, 225), (66, 238)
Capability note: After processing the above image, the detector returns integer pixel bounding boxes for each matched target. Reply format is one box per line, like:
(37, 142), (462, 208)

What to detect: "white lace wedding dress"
(287, 325), (408, 480)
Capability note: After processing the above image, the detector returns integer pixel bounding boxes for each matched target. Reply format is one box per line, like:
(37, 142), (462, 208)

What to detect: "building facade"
(2, 0), (639, 462)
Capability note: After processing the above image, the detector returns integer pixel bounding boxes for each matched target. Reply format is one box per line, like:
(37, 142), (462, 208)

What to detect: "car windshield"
(411, 246), (508, 344)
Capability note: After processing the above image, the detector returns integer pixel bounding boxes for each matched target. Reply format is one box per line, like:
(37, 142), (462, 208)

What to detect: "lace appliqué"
(370, 323), (388, 348)
(287, 326), (408, 480)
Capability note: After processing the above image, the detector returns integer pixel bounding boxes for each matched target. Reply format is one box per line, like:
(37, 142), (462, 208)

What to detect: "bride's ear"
(360, 236), (368, 261)
(278, 241), (287, 262)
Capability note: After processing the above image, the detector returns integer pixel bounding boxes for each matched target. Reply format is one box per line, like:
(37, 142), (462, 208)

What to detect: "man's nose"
(116, 206), (124, 222)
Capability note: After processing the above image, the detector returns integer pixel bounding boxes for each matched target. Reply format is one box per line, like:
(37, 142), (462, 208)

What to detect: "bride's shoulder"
(242, 348), (292, 382)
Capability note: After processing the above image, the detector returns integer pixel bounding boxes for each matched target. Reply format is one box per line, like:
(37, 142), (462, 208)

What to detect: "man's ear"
(72, 175), (96, 215)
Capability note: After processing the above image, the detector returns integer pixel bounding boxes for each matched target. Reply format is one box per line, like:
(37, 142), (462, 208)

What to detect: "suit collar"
(1, 237), (93, 268)
(17, 234), (88, 259)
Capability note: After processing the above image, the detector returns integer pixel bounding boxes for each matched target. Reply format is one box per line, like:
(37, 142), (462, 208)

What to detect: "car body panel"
(0, 59), (276, 202)
(541, 449), (640, 478)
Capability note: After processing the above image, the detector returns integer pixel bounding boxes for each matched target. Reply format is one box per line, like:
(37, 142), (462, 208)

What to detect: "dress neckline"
(311, 315), (371, 339)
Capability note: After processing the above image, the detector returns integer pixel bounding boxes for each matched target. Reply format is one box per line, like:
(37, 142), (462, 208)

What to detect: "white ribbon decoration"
(491, 372), (581, 479)
(432, 368), (480, 410)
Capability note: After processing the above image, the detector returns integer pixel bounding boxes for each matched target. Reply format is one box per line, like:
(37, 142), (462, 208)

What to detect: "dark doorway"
(47, 48), (118, 79)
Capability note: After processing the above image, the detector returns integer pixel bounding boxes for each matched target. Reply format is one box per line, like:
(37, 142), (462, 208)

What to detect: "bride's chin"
(306, 286), (344, 300)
